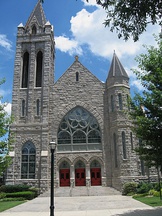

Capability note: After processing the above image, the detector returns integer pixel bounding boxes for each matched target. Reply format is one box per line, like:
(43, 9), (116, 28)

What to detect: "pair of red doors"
(60, 168), (101, 187)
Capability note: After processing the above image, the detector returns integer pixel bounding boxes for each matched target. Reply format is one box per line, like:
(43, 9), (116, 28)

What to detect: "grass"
(134, 196), (162, 207)
(0, 201), (25, 212)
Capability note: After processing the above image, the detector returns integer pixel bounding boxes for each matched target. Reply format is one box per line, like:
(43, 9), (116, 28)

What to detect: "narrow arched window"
(22, 52), (29, 88)
(113, 133), (118, 167)
(21, 141), (36, 179)
(36, 51), (43, 87)
(76, 72), (79, 81)
(118, 93), (123, 110)
(36, 99), (40, 116)
(32, 25), (37, 34)
(122, 131), (127, 159)
(111, 95), (114, 112)
(22, 99), (25, 117)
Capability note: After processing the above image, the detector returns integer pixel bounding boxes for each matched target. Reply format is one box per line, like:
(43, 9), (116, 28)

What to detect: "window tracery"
(58, 107), (102, 151)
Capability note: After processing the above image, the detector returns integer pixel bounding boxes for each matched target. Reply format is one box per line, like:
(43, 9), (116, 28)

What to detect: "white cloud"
(55, 36), (82, 56)
(0, 101), (12, 116)
(4, 103), (12, 116)
(0, 34), (12, 51)
(55, 5), (161, 91)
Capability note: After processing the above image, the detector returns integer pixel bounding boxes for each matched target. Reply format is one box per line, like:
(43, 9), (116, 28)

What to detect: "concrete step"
(40, 186), (121, 197)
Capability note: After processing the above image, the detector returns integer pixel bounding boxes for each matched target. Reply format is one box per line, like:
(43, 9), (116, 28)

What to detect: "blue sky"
(0, 0), (161, 115)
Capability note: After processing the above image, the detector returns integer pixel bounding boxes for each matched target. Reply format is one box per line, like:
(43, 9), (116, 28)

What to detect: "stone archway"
(90, 160), (101, 186)
(59, 161), (70, 187)
(75, 160), (86, 186)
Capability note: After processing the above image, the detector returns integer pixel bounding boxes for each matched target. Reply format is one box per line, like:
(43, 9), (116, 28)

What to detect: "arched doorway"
(59, 161), (70, 187)
(90, 160), (101, 186)
(75, 160), (86, 186)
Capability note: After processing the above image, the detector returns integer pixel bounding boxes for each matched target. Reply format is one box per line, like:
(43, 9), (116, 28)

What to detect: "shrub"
(0, 184), (30, 193)
(0, 192), (6, 199)
(5, 191), (35, 200)
(136, 182), (152, 194)
(29, 187), (39, 197)
(122, 182), (137, 195)
(132, 193), (148, 198)
(1, 197), (26, 201)
(152, 182), (161, 191)
(149, 189), (157, 196)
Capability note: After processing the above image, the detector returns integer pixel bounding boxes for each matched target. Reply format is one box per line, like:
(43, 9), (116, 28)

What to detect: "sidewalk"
(1, 194), (162, 216)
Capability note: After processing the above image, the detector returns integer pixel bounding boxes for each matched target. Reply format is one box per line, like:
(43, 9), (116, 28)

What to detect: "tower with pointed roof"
(7, 1), (55, 190)
(7, 1), (150, 193)
(104, 52), (140, 190)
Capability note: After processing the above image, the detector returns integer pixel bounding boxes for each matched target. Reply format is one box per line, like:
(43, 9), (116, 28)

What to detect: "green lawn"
(0, 201), (25, 212)
(134, 196), (162, 207)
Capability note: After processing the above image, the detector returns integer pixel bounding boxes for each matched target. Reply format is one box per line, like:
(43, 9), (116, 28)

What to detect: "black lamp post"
(49, 141), (56, 216)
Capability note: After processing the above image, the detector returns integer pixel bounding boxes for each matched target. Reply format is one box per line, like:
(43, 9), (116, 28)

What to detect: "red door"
(75, 168), (86, 186)
(91, 168), (101, 186)
(60, 169), (70, 187)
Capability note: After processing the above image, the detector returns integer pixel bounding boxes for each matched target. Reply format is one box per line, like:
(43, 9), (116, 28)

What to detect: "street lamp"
(49, 141), (56, 216)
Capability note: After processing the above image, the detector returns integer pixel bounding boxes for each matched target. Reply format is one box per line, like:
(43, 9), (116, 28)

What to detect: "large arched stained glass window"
(58, 107), (102, 152)
(21, 141), (36, 179)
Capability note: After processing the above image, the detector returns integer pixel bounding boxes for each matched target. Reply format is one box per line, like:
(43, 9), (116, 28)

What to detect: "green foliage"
(0, 184), (30, 193)
(0, 79), (13, 177)
(0, 192), (6, 199)
(130, 36), (162, 172)
(0, 197), (26, 201)
(136, 182), (153, 194)
(86, 0), (161, 41)
(5, 191), (35, 200)
(122, 182), (137, 195)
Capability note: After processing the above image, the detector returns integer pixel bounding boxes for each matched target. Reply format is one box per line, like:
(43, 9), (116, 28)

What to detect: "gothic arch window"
(32, 25), (37, 34)
(122, 131), (127, 159)
(57, 106), (102, 152)
(113, 133), (118, 167)
(90, 160), (101, 168)
(36, 51), (43, 87)
(111, 95), (114, 112)
(22, 52), (29, 88)
(118, 93), (123, 110)
(76, 72), (79, 81)
(21, 99), (25, 117)
(21, 141), (36, 179)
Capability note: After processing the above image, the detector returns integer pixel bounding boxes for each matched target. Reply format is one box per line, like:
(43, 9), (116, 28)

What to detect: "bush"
(0, 192), (6, 199)
(136, 182), (152, 194)
(29, 187), (39, 197)
(5, 191), (35, 200)
(122, 182), (137, 195)
(149, 189), (157, 196)
(0, 184), (30, 193)
(1, 197), (26, 201)
(152, 182), (161, 191)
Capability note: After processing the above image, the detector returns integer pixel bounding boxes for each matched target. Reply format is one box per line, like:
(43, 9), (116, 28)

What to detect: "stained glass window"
(21, 141), (36, 179)
(58, 107), (102, 151)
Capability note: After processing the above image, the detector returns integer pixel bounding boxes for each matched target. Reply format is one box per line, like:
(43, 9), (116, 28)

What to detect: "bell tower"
(104, 52), (139, 190)
(7, 1), (55, 191)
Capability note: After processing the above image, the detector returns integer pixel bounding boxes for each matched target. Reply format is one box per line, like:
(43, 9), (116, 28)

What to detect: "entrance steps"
(40, 186), (120, 197)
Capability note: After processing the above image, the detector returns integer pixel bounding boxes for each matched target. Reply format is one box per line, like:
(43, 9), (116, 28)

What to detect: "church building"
(6, 1), (148, 192)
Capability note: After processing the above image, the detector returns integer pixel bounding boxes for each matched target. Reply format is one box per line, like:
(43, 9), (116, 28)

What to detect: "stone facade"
(6, 1), (153, 193)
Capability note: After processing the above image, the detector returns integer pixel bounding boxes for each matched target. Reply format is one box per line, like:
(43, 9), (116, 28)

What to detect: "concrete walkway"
(1, 194), (162, 216)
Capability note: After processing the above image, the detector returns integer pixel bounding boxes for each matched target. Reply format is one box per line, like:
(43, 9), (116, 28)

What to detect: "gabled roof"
(108, 52), (128, 79)
(25, 1), (46, 28)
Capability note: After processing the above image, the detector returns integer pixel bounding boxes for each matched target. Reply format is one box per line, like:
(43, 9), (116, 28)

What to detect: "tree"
(0, 79), (12, 180)
(86, 0), (162, 41)
(130, 35), (162, 198)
